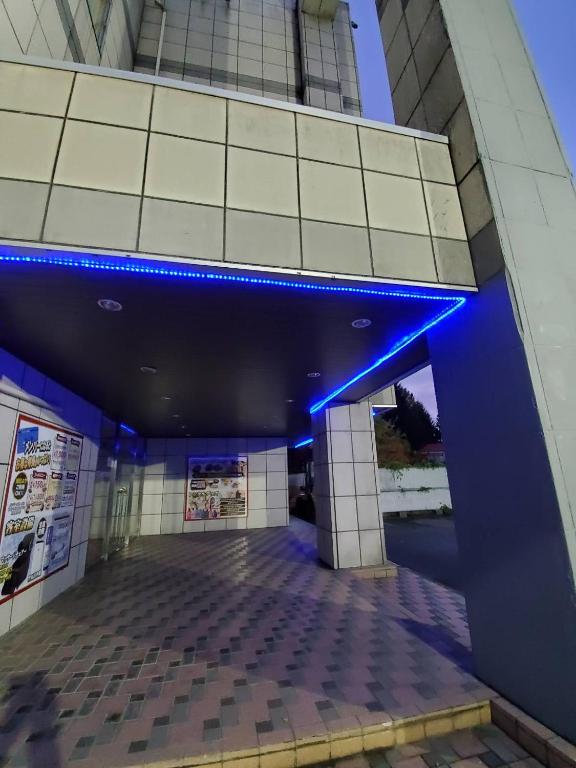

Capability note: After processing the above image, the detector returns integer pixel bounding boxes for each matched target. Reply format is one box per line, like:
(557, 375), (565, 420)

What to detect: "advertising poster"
(0, 415), (83, 602)
(185, 456), (247, 520)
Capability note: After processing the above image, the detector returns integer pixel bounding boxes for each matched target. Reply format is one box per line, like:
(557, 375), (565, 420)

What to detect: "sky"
(348, 0), (576, 422)
(348, 0), (576, 173)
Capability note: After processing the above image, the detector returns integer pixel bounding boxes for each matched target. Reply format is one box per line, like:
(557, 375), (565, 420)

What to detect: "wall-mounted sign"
(0, 415), (83, 603)
(185, 456), (247, 520)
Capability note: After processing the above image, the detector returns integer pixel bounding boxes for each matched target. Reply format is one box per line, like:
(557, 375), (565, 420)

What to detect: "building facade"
(135, 0), (361, 113)
(0, 0), (575, 747)
(0, 0), (473, 634)
(1, 0), (361, 113)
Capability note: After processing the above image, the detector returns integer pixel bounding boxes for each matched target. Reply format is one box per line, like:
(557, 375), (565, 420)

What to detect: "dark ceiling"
(0, 252), (467, 439)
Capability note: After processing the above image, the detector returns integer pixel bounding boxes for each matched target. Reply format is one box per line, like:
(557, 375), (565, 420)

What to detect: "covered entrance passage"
(0, 248), (467, 440)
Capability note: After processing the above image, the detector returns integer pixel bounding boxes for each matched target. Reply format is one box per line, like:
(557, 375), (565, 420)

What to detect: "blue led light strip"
(309, 297), (466, 415)
(0, 251), (466, 303)
(119, 422), (137, 435)
(0, 249), (468, 418)
(293, 437), (314, 449)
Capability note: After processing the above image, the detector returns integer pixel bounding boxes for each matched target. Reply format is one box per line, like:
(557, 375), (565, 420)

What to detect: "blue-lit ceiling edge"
(0, 248), (467, 421)
(308, 295), (465, 414)
(293, 295), (465, 448)
(294, 437), (314, 449)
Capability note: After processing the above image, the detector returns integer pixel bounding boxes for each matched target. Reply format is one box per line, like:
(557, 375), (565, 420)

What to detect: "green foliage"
(375, 418), (440, 469)
(374, 420), (412, 469)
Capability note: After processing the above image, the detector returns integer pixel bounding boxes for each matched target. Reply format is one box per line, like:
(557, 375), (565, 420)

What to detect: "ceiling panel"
(0, 250), (469, 439)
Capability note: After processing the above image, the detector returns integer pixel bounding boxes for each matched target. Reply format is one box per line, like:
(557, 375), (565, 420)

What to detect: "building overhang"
(0, 245), (472, 439)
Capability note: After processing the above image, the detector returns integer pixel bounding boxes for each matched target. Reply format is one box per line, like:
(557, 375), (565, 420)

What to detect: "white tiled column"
(312, 402), (386, 569)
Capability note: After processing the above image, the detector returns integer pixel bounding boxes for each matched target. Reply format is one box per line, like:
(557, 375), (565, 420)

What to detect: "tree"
(374, 419), (413, 468)
(384, 383), (441, 451)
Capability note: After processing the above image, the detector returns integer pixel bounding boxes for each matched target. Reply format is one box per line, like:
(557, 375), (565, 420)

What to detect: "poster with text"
(185, 456), (247, 520)
(0, 415), (83, 602)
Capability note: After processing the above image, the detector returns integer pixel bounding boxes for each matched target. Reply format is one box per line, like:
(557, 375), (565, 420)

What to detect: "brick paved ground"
(0, 518), (491, 767)
(310, 723), (539, 768)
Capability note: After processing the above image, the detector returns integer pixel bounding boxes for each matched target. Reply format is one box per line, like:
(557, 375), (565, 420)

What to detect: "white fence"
(379, 467), (451, 517)
(289, 466), (451, 519)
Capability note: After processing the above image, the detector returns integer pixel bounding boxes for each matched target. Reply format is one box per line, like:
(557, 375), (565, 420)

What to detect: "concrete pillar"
(312, 402), (386, 569)
(429, 273), (576, 743)
(377, 0), (576, 741)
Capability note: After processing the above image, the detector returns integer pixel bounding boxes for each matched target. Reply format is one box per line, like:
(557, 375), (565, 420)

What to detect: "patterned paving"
(0, 518), (492, 767)
(309, 723), (539, 768)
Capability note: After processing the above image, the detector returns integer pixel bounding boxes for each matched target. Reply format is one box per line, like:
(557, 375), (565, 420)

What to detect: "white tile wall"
(141, 437), (288, 534)
(312, 402), (386, 569)
(152, 87), (227, 142)
(423, 182), (468, 240)
(55, 121), (147, 195)
(0, 63), (74, 116)
(69, 74), (153, 129)
(0, 346), (101, 638)
(227, 147), (299, 216)
(299, 160), (366, 226)
(229, 100), (296, 155)
(0, 112), (62, 183)
(359, 127), (420, 177)
(297, 113), (360, 167)
(364, 171), (429, 234)
(145, 133), (225, 205)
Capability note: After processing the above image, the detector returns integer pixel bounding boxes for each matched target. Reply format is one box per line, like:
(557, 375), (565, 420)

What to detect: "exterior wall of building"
(0, 58), (474, 288)
(378, 0), (576, 743)
(298, 2), (360, 114)
(100, 0), (145, 69)
(134, 0), (360, 115)
(142, 438), (288, 534)
(136, 0), (302, 102)
(0, 346), (100, 637)
(378, 0), (499, 284)
(0, 0), (144, 70)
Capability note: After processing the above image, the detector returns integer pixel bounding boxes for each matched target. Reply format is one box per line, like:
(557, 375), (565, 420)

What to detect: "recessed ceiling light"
(161, 395), (172, 401)
(185, 433), (191, 437)
(97, 298), (122, 312)
(140, 365), (157, 375)
(286, 399), (294, 403)
(172, 414), (180, 418)
(352, 318), (371, 329)
(180, 425), (187, 429)
(307, 372), (321, 378)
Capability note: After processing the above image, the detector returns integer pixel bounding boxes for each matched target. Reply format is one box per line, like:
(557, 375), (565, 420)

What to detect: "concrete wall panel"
(0, 59), (474, 289)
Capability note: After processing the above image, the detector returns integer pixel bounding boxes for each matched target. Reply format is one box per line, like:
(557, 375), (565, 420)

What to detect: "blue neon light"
(309, 296), (466, 415)
(0, 249), (468, 418)
(120, 422), (137, 435)
(0, 251), (466, 303)
(294, 437), (313, 448)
